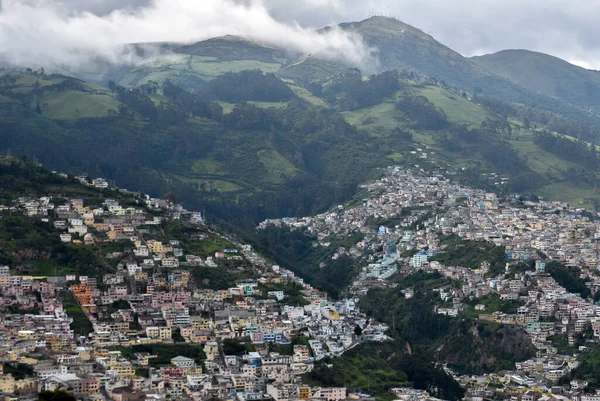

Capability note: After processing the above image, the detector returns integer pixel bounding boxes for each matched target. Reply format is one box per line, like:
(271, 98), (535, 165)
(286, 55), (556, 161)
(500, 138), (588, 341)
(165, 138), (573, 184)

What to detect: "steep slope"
(358, 272), (535, 375)
(119, 36), (293, 90)
(0, 71), (392, 223)
(472, 49), (600, 110)
(0, 157), (257, 277)
(6, 21), (600, 221)
(338, 17), (483, 85)
(114, 17), (600, 127)
(337, 17), (600, 124)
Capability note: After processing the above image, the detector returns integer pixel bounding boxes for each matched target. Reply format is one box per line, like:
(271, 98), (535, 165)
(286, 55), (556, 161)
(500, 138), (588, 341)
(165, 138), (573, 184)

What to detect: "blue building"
(535, 260), (546, 272)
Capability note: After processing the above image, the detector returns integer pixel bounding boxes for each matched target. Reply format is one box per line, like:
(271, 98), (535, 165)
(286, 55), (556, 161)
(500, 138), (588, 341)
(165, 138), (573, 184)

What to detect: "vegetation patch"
(62, 294), (93, 336)
(119, 344), (206, 367)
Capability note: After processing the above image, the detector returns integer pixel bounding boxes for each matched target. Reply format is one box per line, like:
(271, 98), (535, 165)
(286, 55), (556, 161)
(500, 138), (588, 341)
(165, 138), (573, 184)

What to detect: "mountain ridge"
(472, 48), (600, 110)
(3, 16), (600, 221)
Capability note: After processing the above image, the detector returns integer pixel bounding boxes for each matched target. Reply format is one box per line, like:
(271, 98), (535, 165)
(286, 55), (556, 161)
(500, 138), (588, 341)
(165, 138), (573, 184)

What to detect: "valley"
(260, 166), (600, 399)
(6, 154), (600, 400)
(3, 11), (600, 401)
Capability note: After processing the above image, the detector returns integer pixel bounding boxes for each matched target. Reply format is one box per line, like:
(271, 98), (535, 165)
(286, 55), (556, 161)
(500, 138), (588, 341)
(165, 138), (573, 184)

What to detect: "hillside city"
(3, 157), (600, 401)
(4, 3), (600, 401)
(261, 166), (600, 401)
(0, 168), (391, 401)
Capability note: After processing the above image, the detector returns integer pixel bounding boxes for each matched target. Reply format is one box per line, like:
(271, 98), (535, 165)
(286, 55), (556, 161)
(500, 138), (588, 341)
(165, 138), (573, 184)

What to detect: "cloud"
(264, 0), (600, 70)
(0, 0), (377, 72)
(3, 0), (600, 73)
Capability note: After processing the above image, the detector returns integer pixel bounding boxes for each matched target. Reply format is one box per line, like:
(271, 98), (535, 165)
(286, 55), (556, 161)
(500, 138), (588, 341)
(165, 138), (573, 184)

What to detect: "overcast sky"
(1, 0), (599, 70)
(266, 0), (600, 69)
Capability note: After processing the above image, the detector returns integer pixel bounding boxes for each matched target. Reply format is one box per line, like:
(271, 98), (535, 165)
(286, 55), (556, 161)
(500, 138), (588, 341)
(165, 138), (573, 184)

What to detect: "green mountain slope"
(0, 71), (397, 223)
(0, 157), (254, 280)
(4, 63), (600, 221)
(116, 17), (600, 130)
(338, 17), (480, 83)
(472, 49), (600, 110)
(5, 16), (600, 219)
(119, 36), (292, 90)
(336, 17), (595, 121)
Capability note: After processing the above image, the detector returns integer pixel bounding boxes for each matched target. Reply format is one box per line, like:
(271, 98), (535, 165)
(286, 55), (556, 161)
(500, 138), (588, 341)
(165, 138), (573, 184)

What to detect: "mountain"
(338, 17), (600, 123)
(116, 17), (600, 123)
(0, 71), (392, 223)
(338, 17), (483, 85)
(3, 18), (600, 399)
(472, 49), (600, 111)
(4, 16), (600, 223)
(119, 36), (294, 89)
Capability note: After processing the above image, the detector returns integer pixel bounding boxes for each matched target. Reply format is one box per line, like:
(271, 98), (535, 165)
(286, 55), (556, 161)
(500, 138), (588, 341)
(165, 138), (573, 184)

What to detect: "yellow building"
(0, 375), (15, 393)
(204, 342), (219, 361)
(146, 326), (172, 340)
(46, 335), (73, 352)
(14, 378), (37, 392)
(76, 348), (92, 361)
(192, 319), (212, 332)
(108, 361), (135, 378)
(17, 331), (36, 340)
(299, 386), (311, 400)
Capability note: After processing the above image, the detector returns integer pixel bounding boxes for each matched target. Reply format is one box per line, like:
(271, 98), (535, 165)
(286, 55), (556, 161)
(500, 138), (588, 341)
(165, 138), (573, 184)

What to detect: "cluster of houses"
(15, 193), (201, 248)
(263, 167), (600, 399)
(10, 162), (600, 400)
(0, 172), (391, 401)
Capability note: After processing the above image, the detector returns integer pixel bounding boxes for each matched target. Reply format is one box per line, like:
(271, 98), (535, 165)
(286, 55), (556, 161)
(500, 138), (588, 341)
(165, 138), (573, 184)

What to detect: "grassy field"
(192, 158), (227, 175)
(342, 102), (400, 135)
(414, 86), (489, 126)
(388, 153), (404, 162)
(188, 58), (281, 79)
(40, 91), (120, 119)
(120, 56), (282, 86)
(3, 74), (63, 89)
(248, 101), (289, 109)
(257, 149), (299, 184)
(286, 82), (329, 107)
(537, 181), (597, 208)
(508, 131), (598, 207)
(171, 174), (243, 193)
(508, 132), (575, 176)
(182, 235), (233, 257)
(63, 295), (94, 336)
(29, 260), (73, 276)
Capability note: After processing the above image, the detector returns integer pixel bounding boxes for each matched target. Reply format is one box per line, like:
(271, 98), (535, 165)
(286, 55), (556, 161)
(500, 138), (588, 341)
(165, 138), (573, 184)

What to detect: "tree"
(172, 327), (185, 342)
(354, 325), (363, 336)
(35, 100), (42, 114)
(108, 80), (117, 92)
(38, 390), (76, 401)
(163, 192), (179, 205)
